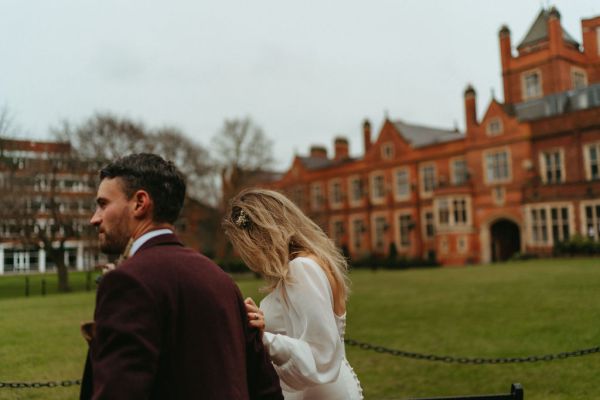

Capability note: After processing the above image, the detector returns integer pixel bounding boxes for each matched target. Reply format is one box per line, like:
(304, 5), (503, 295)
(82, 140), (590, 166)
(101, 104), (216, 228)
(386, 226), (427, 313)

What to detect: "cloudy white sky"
(1, 0), (598, 169)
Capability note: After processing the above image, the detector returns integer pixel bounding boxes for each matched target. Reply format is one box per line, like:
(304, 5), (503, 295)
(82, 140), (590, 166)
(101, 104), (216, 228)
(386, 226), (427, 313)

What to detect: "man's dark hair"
(100, 153), (186, 224)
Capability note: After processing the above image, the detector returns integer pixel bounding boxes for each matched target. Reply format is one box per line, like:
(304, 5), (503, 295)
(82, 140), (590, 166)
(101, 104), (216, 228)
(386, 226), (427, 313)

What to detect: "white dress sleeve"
(261, 257), (344, 391)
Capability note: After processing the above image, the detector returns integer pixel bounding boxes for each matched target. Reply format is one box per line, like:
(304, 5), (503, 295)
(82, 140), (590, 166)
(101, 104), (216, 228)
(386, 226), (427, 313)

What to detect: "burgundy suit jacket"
(81, 233), (282, 400)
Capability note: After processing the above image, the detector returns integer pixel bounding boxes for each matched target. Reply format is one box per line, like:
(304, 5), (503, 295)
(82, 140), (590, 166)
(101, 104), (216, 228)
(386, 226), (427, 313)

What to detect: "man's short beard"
(99, 228), (131, 255)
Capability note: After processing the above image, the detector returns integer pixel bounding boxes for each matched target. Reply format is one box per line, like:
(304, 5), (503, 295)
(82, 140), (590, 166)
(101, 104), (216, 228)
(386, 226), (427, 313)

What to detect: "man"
(81, 153), (282, 399)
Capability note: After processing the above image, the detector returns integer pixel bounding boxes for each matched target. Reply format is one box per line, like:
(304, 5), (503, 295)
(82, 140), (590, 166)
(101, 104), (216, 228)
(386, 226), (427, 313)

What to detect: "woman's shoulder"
(289, 256), (322, 271)
(288, 256), (329, 283)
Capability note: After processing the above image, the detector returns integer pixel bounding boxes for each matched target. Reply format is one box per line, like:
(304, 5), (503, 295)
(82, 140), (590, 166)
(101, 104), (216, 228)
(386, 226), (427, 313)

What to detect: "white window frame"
(450, 157), (468, 185)
(571, 67), (588, 90)
(486, 117), (503, 136)
(349, 214), (367, 253)
(526, 202), (574, 247)
(381, 142), (394, 160)
(420, 163), (437, 197)
(421, 208), (435, 240)
(521, 68), (543, 100)
(539, 148), (565, 184)
(370, 171), (386, 204)
(330, 217), (345, 246)
(329, 179), (343, 209)
(348, 175), (363, 207)
(394, 211), (413, 249)
(393, 167), (410, 201)
(434, 196), (472, 229)
(583, 142), (600, 181)
(371, 213), (388, 252)
(310, 182), (324, 211)
(483, 147), (512, 184)
(580, 200), (600, 241)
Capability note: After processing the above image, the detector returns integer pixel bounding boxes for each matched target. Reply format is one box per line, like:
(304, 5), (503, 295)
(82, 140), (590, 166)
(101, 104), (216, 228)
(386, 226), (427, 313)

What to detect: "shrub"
(553, 234), (600, 256)
(348, 253), (439, 270)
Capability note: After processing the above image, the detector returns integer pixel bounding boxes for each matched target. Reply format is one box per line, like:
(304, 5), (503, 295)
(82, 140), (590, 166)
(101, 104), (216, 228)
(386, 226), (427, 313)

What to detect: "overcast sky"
(1, 0), (598, 170)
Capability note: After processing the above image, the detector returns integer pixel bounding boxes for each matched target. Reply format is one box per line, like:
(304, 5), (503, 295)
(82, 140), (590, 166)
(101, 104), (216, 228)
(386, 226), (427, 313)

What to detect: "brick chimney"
(582, 16), (600, 62)
(464, 84), (478, 133)
(310, 145), (328, 159)
(363, 119), (372, 154)
(334, 136), (349, 160)
(498, 25), (513, 104)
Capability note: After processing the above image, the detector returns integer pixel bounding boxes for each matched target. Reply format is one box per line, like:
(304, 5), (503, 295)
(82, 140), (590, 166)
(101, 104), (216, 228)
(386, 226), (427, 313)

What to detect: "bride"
(223, 188), (363, 400)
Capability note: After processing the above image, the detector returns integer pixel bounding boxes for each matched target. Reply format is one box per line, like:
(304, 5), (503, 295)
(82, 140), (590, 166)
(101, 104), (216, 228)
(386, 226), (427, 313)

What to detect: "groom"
(81, 153), (282, 399)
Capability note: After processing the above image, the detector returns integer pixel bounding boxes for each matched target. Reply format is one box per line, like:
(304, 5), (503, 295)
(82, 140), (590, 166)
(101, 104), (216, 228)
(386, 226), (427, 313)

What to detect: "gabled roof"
(392, 120), (463, 147)
(517, 8), (579, 50)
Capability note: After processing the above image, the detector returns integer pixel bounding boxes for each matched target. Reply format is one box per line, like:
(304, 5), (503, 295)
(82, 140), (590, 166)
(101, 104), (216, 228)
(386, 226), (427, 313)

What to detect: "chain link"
(344, 338), (600, 364)
(0, 379), (80, 389)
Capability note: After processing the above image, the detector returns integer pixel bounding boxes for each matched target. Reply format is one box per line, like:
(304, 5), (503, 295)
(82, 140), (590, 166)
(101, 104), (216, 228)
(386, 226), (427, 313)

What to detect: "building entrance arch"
(490, 219), (521, 262)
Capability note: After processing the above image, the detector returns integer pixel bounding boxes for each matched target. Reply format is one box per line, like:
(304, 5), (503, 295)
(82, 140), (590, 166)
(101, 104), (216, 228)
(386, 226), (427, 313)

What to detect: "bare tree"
(210, 117), (275, 257)
(52, 112), (151, 161)
(53, 113), (217, 203)
(0, 144), (98, 291)
(0, 104), (18, 138)
(150, 126), (217, 204)
(212, 117), (274, 179)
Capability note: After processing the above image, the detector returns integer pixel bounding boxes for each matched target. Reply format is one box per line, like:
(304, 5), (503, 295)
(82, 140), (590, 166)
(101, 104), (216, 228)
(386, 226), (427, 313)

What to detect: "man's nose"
(90, 211), (101, 226)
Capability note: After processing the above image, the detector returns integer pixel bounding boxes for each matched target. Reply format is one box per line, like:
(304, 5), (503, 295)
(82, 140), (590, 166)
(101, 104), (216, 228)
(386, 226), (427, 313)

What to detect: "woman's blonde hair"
(223, 188), (350, 301)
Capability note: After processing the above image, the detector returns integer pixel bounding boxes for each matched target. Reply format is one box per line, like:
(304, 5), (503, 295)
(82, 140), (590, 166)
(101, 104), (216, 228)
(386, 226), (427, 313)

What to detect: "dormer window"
(381, 142), (394, 160)
(486, 118), (503, 136)
(522, 70), (542, 100)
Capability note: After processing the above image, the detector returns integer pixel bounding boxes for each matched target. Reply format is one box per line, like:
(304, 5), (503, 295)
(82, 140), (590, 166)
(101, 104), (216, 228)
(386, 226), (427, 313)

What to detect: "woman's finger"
(245, 297), (257, 307)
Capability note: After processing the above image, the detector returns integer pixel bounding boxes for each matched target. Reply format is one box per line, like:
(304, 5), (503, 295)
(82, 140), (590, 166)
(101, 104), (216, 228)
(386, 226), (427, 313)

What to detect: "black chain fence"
(0, 379), (80, 388)
(344, 338), (600, 364)
(3, 340), (600, 389)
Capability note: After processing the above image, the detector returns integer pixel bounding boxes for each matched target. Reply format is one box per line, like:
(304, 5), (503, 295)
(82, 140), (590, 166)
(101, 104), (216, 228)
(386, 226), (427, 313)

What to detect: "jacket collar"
(135, 232), (184, 254)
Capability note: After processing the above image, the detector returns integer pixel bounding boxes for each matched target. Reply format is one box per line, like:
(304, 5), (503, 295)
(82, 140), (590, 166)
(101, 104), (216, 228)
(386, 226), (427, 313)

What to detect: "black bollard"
(25, 276), (30, 297)
(41, 279), (46, 296)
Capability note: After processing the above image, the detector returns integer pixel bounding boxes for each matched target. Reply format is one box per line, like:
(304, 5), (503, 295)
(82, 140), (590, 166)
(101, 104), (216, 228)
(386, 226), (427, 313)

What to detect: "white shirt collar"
(129, 229), (173, 257)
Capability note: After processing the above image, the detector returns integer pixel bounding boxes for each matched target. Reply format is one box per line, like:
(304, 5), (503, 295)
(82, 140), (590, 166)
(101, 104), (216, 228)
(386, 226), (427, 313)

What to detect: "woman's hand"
(245, 297), (265, 335)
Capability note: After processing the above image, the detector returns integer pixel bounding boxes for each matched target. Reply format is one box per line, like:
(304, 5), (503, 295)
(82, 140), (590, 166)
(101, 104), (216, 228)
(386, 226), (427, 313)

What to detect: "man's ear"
(132, 190), (152, 219)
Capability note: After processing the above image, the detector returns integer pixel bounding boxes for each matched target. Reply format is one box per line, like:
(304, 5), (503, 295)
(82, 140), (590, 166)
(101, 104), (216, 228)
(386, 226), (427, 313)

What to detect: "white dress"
(260, 257), (363, 400)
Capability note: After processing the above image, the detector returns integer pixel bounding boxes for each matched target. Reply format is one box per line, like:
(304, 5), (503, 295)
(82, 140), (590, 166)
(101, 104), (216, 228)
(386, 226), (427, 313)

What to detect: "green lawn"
(0, 271), (96, 300)
(1, 258), (600, 399)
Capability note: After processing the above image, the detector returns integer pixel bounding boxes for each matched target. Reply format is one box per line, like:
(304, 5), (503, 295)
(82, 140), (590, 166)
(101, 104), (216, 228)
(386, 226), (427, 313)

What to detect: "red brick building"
(0, 138), (100, 273)
(265, 7), (600, 265)
(0, 137), (218, 273)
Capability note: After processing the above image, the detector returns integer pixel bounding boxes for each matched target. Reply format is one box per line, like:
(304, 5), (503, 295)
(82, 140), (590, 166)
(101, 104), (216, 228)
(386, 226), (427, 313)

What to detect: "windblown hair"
(223, 188), (350, 301)
(100, 153), (186, 224)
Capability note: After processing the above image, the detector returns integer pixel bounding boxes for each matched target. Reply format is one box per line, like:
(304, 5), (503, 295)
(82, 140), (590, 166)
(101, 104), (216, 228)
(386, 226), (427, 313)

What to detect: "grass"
(0, 271), (96, 300)
(0, 258), (599, 399)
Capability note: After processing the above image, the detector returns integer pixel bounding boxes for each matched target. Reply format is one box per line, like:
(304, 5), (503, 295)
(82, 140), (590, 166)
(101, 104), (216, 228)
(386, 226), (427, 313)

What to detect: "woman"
(223, 188), (363, 400)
